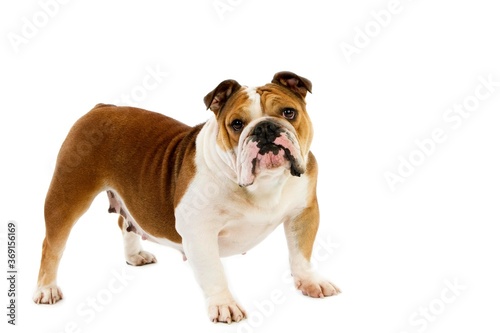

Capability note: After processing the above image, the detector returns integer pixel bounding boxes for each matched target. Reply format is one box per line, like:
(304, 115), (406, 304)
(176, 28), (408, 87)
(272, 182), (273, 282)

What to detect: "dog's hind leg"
(33, 172), (102, 304)
(117, 215), (157, 266)
(107, 190), (157, 266)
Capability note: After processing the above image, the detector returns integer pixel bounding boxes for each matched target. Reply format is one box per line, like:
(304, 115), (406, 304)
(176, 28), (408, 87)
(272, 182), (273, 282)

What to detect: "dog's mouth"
(255, 143), (303, 176)
(236, 131), (305, 187)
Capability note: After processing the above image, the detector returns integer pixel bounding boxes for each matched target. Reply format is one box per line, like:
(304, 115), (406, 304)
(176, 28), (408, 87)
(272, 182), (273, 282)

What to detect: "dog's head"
(204, 71), (313, 187)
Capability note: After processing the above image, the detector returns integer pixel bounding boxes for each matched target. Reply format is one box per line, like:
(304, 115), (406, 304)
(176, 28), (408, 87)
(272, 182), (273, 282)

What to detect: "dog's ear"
(271, 71), (312, 99)
(204, 79), (242, 114)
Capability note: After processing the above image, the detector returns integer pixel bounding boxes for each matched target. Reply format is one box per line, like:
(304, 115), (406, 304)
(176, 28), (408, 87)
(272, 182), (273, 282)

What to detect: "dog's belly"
(106, 189), (183, 252)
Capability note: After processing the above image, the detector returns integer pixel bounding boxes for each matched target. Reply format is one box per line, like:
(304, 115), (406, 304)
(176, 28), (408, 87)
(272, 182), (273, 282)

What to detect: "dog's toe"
(207, 293), (246, 324)
(209, 303), (246, 324)
(33, 285), (63, 304)
(296, 276), (341, 298)
(126, 251), (157, 266)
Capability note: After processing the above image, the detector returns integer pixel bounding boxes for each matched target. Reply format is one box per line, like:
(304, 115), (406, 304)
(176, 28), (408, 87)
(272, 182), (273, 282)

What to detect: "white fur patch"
(243, 86), (263, 119)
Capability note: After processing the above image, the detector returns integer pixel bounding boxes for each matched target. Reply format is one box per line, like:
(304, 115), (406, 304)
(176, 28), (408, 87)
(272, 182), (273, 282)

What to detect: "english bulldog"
(33, 71), (341, 323)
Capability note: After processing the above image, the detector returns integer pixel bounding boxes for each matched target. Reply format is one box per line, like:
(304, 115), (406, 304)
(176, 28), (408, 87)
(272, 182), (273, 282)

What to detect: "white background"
(1, 0), (499, 332)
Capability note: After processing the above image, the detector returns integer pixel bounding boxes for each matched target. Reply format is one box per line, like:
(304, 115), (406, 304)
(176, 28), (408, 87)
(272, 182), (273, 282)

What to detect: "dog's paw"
(207, 293), (246, 324)
(295, 275), (341, 298)
(33, 285), (63, 304)
(126, 250), (157, 266)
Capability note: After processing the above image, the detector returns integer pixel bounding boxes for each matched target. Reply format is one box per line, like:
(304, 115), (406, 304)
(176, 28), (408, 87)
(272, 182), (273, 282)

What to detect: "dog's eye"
(282, 108), (296, 120)
(231, 119), (244, 131)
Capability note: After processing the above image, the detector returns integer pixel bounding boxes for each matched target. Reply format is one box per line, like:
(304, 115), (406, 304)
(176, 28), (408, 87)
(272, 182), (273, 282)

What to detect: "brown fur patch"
(43, 105), (201, 245)
(214, 90), (253, 152)
(285, 151), (319, 260)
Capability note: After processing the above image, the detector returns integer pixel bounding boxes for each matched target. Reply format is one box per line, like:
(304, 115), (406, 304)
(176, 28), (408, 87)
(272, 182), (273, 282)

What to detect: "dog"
(33, 71), (340, 323)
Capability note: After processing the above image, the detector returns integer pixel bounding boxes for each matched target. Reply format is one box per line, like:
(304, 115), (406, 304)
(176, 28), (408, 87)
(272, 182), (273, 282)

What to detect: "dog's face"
(204, 72), (313, 187)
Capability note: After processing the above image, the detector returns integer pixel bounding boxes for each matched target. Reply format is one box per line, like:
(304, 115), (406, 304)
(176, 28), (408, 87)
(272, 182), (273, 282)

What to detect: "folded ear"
(271, 71), (312, 99)
(203, 79), (242, 114)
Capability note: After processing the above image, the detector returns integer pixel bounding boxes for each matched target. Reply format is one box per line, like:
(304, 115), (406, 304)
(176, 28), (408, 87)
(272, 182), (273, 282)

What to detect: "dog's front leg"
(181, 232), (246, 323)
(284, 200), (342, 298)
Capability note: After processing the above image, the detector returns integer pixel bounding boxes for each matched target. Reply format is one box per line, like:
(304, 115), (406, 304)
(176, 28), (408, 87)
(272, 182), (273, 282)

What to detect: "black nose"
(252, 121), (280, 144)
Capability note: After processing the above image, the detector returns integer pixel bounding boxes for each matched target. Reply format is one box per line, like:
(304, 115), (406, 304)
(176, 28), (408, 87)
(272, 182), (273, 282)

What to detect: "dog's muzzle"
(236, 120), (305, 187)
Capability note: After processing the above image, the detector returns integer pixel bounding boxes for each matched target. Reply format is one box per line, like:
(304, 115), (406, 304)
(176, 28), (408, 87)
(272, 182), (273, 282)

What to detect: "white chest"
(175, 171), (310, 257)
(216, 201), (289, 257)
